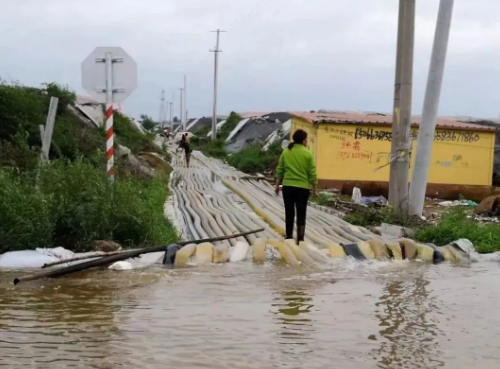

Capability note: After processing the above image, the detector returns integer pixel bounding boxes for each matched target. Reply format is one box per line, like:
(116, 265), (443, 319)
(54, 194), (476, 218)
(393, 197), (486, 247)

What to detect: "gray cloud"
(1, 0), (499, 119)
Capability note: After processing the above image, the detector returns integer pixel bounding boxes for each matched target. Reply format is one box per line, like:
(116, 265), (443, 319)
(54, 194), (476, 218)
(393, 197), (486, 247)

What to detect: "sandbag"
(446, 245), (471, 265)
(267, 240), (300, 266)
(326, 244), (346, 259)
(368, 239), (389, 259)
(299, 242), (330, 264)
(357, 241), (375, 259)
(213, 244), (229, 263)
(385, 241), (402, 260)
(439, 245), (458, 263)
(174, 244), (197, 266)
(399, 239), (417, 260)
(109, 261), (133, 270)
(285, 239), (317, 266)
(0, 250), (59, 269)
(342, 243), (366, 260)
(425, 243), (445, 264)
(163, 244), (183, 266)
(195, 243), (214, 264)
(416, 243), (434, 263)
(229, 241), (249, 262)
(253, 239), (267, 263)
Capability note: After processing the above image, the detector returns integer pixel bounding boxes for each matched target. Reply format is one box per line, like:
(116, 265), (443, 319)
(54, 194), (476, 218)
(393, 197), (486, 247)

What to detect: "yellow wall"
(291, 117), (495, 186)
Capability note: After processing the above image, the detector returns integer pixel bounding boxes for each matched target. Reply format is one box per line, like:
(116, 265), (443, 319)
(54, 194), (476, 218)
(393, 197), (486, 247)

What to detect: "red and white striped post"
(105, 104), (114, 178)
(105, 52), (114, 180)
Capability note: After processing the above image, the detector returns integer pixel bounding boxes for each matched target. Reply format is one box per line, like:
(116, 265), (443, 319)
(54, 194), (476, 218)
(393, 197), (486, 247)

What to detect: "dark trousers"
(282, 186), (310, 242)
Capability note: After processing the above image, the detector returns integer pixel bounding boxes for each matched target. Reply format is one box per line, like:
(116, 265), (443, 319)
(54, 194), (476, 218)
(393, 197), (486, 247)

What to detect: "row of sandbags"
(161, 237), (472, 267)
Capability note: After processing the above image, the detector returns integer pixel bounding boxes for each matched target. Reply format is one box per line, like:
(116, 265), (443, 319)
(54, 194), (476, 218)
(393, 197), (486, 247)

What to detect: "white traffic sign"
(81, 46), (137, 104)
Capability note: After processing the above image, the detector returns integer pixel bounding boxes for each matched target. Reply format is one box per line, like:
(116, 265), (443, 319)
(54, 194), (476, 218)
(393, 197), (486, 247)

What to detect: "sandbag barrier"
(168, 152), (472, 267)
(163, 237), (470, 267)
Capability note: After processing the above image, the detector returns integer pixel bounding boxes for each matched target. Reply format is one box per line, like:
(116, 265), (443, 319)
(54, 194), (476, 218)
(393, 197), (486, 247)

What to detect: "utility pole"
(184, 75), (187, 128)
(165, 101), (170, 130)
(159, 89), (165, 128)
(210, 29), (226, 140)
(409, 0), (455, 216)
(169, 102), (173, 130)
(388, 0), (415, 217)
(179, 87), (184, 131)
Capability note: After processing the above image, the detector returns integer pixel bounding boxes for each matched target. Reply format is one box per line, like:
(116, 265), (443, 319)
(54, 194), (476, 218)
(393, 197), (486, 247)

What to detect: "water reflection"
(0, 270), (137, 367)
(371, 277), (445, 369)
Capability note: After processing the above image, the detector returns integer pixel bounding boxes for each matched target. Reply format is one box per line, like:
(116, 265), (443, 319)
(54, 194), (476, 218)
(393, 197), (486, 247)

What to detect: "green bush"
(0, 82), (105, 168)
(220, 112), (241, 140)
(0, 159), (178, 252)
(415, 208), (500, 254)
(227, 141), (283, 174)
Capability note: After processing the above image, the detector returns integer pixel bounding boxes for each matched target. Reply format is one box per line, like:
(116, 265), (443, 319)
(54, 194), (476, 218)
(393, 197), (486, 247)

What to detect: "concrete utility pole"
(388, 0), (415, 216)
(210, 29), (226, 140)
(179, 87), (184, 131)
(169, 102), (173, 130)
(184, 75), (187, 128)
(165, 101), (170, 130)
(159, 89), (165, 128)
(409, 0), (455, 216)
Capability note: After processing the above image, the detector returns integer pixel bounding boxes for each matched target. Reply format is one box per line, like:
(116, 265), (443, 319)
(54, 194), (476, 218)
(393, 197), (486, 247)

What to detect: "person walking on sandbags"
(274, 129), (318, 244)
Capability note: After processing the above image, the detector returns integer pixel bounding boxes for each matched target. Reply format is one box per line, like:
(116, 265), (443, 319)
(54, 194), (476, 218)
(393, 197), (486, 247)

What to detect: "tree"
(173, 116), (179, 123)
(139, 114), (157, 131)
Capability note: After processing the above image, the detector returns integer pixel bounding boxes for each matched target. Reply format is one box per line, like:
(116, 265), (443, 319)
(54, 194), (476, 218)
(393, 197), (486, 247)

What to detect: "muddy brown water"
(1, 259), (500, 369)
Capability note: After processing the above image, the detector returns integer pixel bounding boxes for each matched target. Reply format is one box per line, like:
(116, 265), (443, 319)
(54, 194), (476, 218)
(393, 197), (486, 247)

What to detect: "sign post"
(82, 47), (137, 179)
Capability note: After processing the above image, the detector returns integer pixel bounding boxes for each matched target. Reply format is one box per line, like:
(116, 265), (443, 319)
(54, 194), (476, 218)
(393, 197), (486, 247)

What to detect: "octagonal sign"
(82, 47), (137, 104)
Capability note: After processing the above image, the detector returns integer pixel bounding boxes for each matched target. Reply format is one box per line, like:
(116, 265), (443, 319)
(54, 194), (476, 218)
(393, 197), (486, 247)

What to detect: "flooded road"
(1, 260), (500, 368)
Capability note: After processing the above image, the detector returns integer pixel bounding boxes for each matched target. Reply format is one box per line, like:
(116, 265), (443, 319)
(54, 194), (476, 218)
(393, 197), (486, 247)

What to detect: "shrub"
(220, 112), (241, 140)
(0, 159), (178, 252)
(227, 141), (283, 174)
(415, 208), (500, 254)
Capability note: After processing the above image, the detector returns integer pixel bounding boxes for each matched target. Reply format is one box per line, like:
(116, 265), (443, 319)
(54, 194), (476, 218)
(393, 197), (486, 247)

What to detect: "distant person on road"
(184, 133), (192, 168)
(176, 134), (186, 153)
(275, 129), (318, 244)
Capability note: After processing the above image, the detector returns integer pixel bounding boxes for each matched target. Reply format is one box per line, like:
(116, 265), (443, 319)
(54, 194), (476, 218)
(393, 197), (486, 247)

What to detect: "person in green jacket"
(274, 129), (318, 243)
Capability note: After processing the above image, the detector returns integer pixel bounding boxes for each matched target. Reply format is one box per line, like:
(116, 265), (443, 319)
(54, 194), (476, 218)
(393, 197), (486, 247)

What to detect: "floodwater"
(1, 258), (500, 369)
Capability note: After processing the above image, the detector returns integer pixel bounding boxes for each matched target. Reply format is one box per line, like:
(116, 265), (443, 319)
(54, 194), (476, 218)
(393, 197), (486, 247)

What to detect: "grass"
(414, 208), (500, 254)
(310, 193), (334, 207)
(343, 207), (410, 228)
(0, 159), (178, 253)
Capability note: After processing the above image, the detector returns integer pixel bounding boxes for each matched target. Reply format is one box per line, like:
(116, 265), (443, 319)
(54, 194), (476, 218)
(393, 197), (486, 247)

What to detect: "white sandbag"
(36, 247), (75, 261)
(0, 250), (60, 269)
(109, 261), (133, 270)
(230, 241), (250, 262)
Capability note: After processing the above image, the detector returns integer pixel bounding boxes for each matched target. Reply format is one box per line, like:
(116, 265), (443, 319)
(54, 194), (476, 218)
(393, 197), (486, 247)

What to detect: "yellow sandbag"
(385, 241), (402, 260)
(326, 244), (346, 258)
(439, 245), (457, 263)
(195, 243), (214, 264)
(267, 240), (300, 266)
(174, 244), (196, 266)
(253, 238), (267, 263)
(285, 239), (317, 266)
(299, 242), (329, 264)
(448, 245), (471, 265)
(213, 244), (229, 263)
(399, 238), (417, 260)
(357, 241), (375, 259)
(368, 239), (389, 259)
(416, 243), (434, 263)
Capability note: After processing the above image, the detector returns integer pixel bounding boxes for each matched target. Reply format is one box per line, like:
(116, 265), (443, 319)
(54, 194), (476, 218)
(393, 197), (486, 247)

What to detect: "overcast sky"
(1, 0), (500, 120)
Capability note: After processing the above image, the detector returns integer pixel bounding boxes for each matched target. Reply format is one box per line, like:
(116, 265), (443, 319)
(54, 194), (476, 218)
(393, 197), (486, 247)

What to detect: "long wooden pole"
(14, 229), (264, 285)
